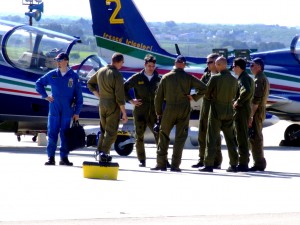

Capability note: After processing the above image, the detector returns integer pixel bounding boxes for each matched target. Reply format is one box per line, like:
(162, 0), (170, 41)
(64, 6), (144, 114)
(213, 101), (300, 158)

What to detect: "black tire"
(284, 124), (300, 141)
(32, 135), (37, 142)
(17, 135), (21, 142)
(114, 135), (134, 156)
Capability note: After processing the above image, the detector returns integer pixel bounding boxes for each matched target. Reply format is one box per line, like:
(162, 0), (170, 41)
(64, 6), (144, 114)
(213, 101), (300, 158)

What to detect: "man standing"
(124, 54), (161, 167)
(36, 52), (83, 166)
(152, 55), (207, 172)
(87, 53), (128, 161)
(248, 58), (270, 171)
(191, 53), (222, 169)
(200, 56), (239, 173)
(232, 57), (255, 172)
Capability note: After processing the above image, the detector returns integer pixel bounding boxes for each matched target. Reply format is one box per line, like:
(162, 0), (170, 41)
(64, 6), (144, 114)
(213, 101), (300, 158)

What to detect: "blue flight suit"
(36, 68), (83, 158)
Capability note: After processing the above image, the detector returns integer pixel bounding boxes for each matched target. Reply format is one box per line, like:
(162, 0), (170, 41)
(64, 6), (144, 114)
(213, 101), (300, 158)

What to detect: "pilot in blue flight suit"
(36, 52), (83, 166)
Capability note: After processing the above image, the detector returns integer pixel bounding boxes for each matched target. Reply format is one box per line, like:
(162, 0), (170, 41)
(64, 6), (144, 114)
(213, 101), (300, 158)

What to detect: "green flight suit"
(234, 71), (255, 166)
(198, 71), (222, 166)
(204, 70), (239, 167)
(249, 71), (270, 169)
(155, 68), (207, 168)
(124, 70), (161, 161)
(87, 65), (126, 154)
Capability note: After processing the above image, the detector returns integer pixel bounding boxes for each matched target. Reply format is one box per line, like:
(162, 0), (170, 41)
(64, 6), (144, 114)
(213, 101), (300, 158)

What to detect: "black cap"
(54, 52), (69, 61)
(175, 55), (186, 63)
(251, 57), (264, 70)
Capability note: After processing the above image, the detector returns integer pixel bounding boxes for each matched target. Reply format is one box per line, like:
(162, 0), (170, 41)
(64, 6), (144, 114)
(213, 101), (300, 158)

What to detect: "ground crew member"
(191, 53), (222, 169)
(232, 57), (255, 172)
(124, 54), (161, 167)
(87, 53), (128, 161)
(248, 58), (270, 171)
(200, 56), (239, 173)
(152, 55), (207, 172)
(36, 52), (83, 166)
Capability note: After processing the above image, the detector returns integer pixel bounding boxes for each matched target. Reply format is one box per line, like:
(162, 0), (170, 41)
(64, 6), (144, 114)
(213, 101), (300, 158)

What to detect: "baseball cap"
(251, 57), (264, 70)
(175, 55), (186, 63)
(54, 52), (69, 61)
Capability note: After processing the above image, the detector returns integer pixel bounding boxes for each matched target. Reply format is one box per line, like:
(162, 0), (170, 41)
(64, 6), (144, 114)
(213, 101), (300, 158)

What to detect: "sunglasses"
(206, 61), (214, 64)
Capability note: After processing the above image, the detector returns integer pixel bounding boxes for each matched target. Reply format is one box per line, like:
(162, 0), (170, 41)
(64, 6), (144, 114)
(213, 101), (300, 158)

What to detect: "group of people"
(192, 55), (269, 173)
(35, 51), (269, 173)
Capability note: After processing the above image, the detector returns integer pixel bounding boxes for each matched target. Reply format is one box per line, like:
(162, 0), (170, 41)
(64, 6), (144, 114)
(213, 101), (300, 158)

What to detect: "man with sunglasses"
(124, 54), (162, 167)
(232, 58), (255, 172)
(200, 56), (239, 173)
(36, 52), (83, 166)
(191, 53), (222, 169)
(248, 58), (270, 171)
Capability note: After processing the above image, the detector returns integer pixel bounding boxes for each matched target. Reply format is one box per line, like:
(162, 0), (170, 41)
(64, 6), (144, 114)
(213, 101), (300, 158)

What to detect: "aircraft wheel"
(17, 135), (21, 142)
(32, 135), (37, 142)
(114, 134), (134, 156)
(284, 124), (300, 141)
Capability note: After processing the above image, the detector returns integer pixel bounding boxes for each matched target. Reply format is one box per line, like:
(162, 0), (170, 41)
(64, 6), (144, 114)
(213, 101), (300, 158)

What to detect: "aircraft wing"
(266, 94), (300, 121)
(266, 94), (292, 108)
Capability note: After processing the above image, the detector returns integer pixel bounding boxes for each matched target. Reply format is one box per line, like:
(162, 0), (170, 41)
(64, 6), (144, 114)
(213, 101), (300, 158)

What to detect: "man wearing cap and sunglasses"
(152, 55), (207, 172)
(200, 56), (239, 173)
(36, 52), (83, 166)
(248, 58), (270, 171)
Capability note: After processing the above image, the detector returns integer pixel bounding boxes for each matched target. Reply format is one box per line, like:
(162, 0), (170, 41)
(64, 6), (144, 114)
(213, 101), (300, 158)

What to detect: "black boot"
(199, 166), (213, 172)
(59, 157), (73, 166)
(99, 152), (112, 163)
(191, 160), (204, 168)
(139, 160), (146, 167)
(170, 167), (182, 172)
(45, 156), (55, 166)
(150, 165), (167, 171)
(226, 165), (238, 173)
(166, 160), (171, 168)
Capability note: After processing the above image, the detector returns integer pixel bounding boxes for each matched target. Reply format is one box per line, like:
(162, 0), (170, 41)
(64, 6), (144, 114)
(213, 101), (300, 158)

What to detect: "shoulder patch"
(68, 78), (74, 88)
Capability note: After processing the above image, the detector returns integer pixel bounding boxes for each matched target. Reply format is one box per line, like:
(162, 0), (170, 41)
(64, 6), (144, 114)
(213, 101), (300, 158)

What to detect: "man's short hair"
(207, 53), (219, 60)
(234, 57), (247, 70)
(175, 55), (186, 63)
(112, 53), (124, 63)
(144, 54), (156, 64)
(54, 52), (69, 61)
(251, 57), (265, 71)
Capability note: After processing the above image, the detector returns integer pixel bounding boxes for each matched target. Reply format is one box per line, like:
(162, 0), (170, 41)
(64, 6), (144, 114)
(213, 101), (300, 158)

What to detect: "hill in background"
(1, 15), (299, 58)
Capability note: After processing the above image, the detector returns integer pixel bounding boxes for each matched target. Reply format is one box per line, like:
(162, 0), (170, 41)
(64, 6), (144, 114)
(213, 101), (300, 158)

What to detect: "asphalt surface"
(0, 120), (300, 225)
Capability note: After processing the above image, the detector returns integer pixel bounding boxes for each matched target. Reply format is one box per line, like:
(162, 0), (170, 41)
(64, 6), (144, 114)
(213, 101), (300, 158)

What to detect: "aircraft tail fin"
(89, 0), (178, 65)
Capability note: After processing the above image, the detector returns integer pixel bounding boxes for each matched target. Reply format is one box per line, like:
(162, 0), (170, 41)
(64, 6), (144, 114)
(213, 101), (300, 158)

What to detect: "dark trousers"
(205, 116), (238, 167)
(156, 105), (190, 168)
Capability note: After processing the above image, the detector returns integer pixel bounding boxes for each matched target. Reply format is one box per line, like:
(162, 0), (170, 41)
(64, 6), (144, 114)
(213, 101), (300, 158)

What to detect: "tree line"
(2, 15), (299, 57)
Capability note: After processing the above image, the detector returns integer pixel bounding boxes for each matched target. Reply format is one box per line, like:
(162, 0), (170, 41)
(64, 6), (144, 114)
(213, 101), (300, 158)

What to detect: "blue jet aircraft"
(88, 0), (300, 146)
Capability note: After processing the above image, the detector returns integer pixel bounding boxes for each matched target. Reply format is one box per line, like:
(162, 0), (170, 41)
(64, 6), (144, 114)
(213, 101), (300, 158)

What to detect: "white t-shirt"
(60, 68), (70, 77)
(143, 72), (153, 81)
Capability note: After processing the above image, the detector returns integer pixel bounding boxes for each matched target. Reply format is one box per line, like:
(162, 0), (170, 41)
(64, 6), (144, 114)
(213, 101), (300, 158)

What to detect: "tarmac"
(1, 120), (300, 225)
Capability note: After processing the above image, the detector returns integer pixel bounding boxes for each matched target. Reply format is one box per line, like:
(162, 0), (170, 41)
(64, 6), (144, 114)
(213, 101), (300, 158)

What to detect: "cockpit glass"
(0, 22), (27, 64)
(290, 35), (300, 64)
(295, 39), (300, 62)
(3, 24), (77, 74)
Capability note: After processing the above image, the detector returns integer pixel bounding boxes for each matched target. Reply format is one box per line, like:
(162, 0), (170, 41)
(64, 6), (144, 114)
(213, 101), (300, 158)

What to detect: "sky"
(0, 0), (299, 27)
